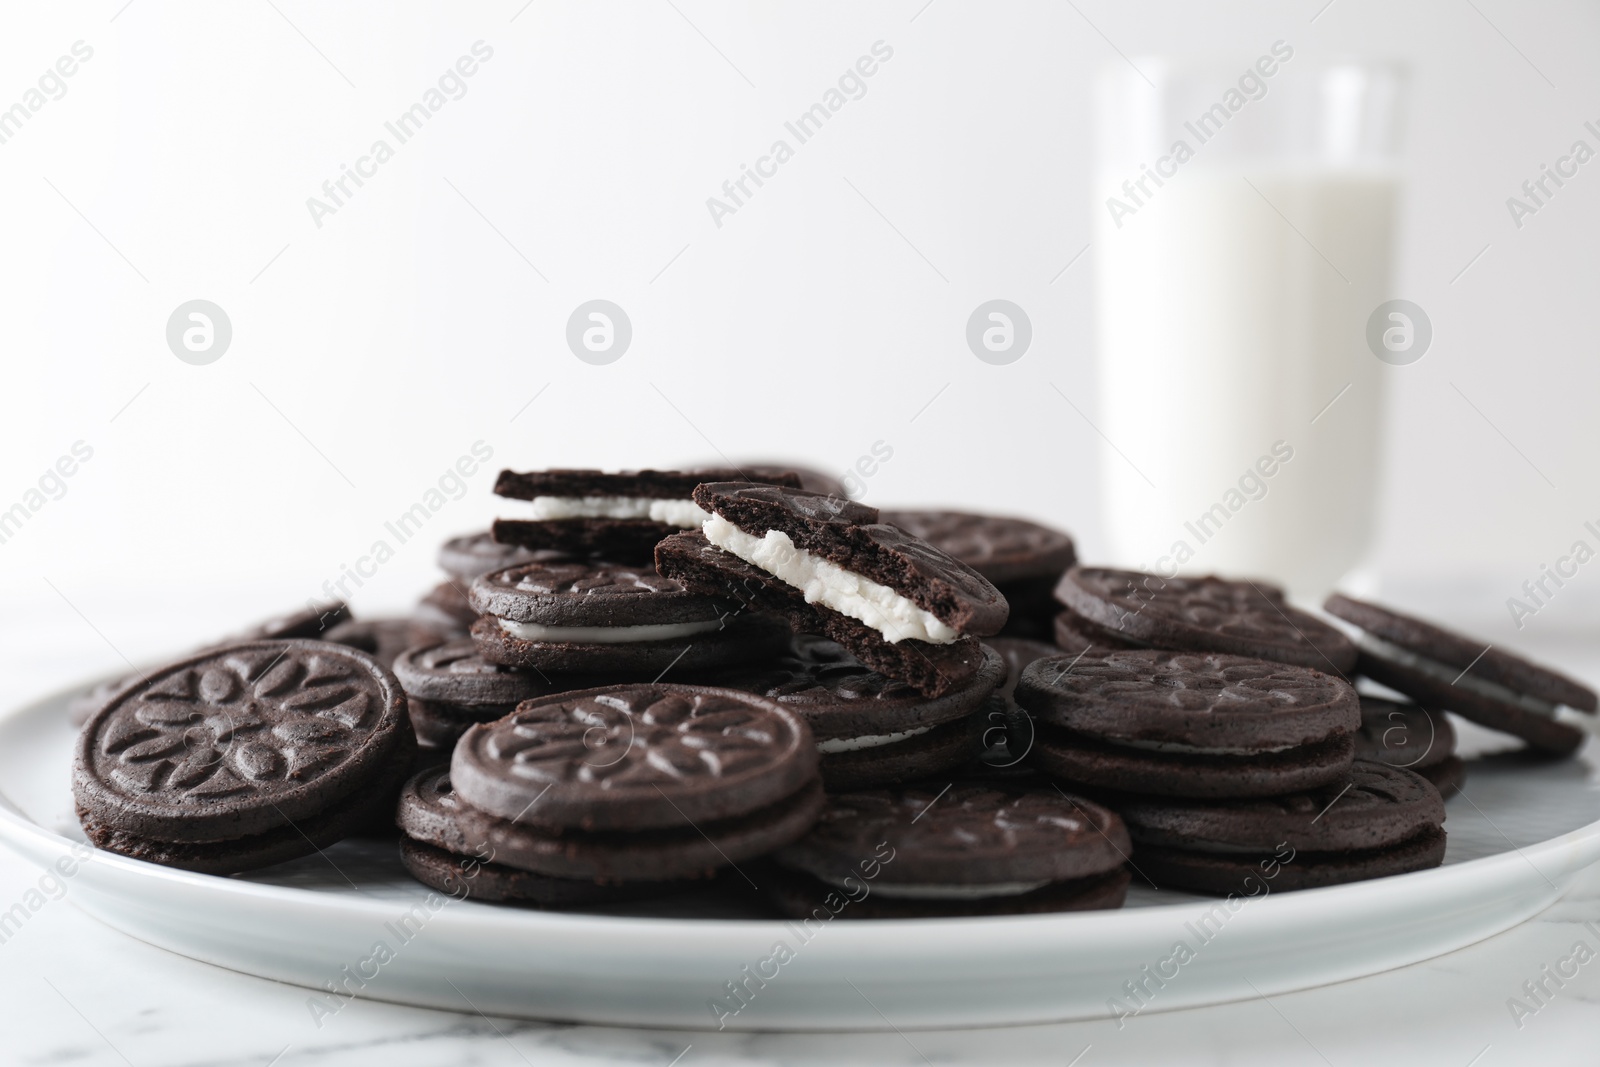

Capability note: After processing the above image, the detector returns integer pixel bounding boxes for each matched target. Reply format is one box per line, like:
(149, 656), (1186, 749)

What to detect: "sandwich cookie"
(711, 636), (1006, 790)
(1056, 568), (1357, 675)
(769, 783), (1131, 918)
(1112, 762), (1447, 894)
(325, 617), (425, 669)
(1325, 593), (1596, 757)
(438, 685), (824, 883)
(393, 637), (583, 750)
(655, 483), (1008, 698)
(1355, 695), (1464, 798)
(468, 558), (789, 675)
(74, 641), (414, 874)
(1015, 649), (1359, 797)
(492, 468), (801, 562)
(971, 637), (1059, 774)
(396, 769), (675, 905)
(884, 510), (1076, 639)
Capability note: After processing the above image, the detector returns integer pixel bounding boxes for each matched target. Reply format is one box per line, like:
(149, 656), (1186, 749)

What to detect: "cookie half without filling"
(655, 483), (1008, 698)
(769, 782), (1131, 918)
(1325, 593), (1596, 757)
(1106, 762), (1447, 895)
(1015, 649), (1360, 798)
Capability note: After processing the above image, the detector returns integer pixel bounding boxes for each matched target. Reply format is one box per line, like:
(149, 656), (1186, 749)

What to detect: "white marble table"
(3, 595), (1598, 1066)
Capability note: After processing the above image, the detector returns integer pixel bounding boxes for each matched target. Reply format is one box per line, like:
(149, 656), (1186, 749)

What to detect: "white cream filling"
(1353, 631), (1562, 718)
(703, 514), (958, 645)
(527, 495), (708, 528)
(815, 725), (935, 754)
(497, 617), (722, 644)
(1112, 738), (1306, 757)
(821, 876), (1053, 901)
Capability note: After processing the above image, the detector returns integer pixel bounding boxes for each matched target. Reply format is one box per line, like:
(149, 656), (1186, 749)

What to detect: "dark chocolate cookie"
(1057, 568), (1357, 674)
(1015, 650), (1358, 797)
(399, 766), (824, 882)
(1054, 610), (1141, 655)
(1419, 756), (1466, 799)
(724, 462), (846, 498)
(74, 641), (410, 845)
(468, 559), (790, 674)
(324, 617), (420, 669)
(656, 530), (989, 699)
(973, 637), (1067, 770)
(770, 782), (1129, 917)
(414, 580), (477, 635)
(438, 530), (547, 580)
(450, 684), (819, 831)
(695, 483), (1009, 637)
(394, 638), (551, 707)
(1111, 762), (1447, 894)
(492, 468), (801, 561)
(1354, 696), (1456, 771)
(710, 637), (1004, 744)
(1325, 593), (1595, 756)
(708, 636), (1003, 789)
(217, 602), (351, 645)
(79, 728), (416, 875)
(881, 510), (1077, 586)
(398, 837), (669, 905)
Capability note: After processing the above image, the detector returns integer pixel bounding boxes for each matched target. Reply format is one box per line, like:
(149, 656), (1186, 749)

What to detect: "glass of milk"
(1093, 53), (1407, 602)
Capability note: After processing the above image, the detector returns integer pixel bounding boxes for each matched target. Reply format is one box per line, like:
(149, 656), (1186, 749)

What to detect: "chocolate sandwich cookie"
(1057, 568), (1357, 675)
(73, 640), (414, 874)
(438, 530), (547, 580)
(656, 483), (1007, 698)
(1325, 593), (1596, 757)
(1016, 649), (1359, 797)
(325, 617), (424, 669)
(393, 637), (587, 750)
(432, 685), (823, 882)
(711, 636), (1006, 790)
(492, 468), (802, 562)
(1355, 695), (1464, 798)
(468, 558), (789, 674)
(1112, 762), (1447, 894)
(769, 783), (1131, 918)
(883, 510), (1077, 639)
(395, 769), (676, 904)
(972, 636), (1060, 773)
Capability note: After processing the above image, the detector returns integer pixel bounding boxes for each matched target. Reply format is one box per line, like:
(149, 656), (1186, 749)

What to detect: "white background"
(1, 0), (1598, 678)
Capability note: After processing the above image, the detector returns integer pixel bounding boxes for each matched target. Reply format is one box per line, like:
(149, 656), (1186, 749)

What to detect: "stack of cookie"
(73, 640), (415, 873)
(1009, 566), (1453, 895)
(394, 683), (825, 905)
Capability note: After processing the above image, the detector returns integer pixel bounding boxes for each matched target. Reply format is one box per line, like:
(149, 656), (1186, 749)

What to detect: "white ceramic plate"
(4, 674), (1599, 1031)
